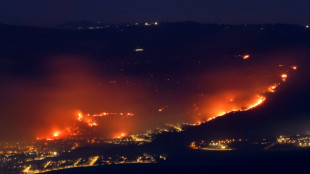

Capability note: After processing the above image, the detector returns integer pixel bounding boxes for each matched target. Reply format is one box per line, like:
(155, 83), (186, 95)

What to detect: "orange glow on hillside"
(77, 113), (83, 121)
(200, 95), (267, 123)
(30, 56), (299, 142)
(268, 84), (278, 93)
(37, 110), (135, 140)
(244, 95), (266, 111)
(197, 67), (294, 125)
(76, 112), (98, 127)
(53, 131), (60, 137)
(113, 132), (128, 139)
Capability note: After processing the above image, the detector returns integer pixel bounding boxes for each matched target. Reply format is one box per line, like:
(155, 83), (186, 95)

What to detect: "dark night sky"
(0, 0), (309, 27)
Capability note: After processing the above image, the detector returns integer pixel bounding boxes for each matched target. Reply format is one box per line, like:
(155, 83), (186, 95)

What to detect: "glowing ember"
(88, 121), (98, 127)
(195, 121), (202, 125)
(53, 132), (59, 137)
(291, 66), (298, 70)
(245, 95), (266, 111)
(52, 131), (61, 138)
(77, 113), (83, 121)
(242, 54), (250, 60)
(76, 112), (98, 127)
(92, 112), (134, 117)
(268, 84), (278, 93)
(127, 113), (135, 116)
(281, 74), (288, 82)
(217, 111), (227, 117)
(114, 132), (128, 139)
(158, 106), (168, 112)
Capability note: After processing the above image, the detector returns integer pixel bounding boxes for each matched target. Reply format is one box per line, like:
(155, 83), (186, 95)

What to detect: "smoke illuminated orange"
(28, 56), (298, 142)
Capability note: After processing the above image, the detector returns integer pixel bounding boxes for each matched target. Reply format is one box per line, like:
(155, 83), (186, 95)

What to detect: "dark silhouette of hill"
(1, 22), (309, 79)
(1, 22), (309, 61)
(56, 21), (108, 29)
(1, 22), (310, 141)
(47, 63), (310, 174)
(150, 63), (310, 148)
(1, 22), (309, 174)
(45, 150), (310, 174)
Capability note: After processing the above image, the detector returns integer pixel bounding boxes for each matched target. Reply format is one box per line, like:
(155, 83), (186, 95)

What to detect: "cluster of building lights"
(277, 135), (310, 147)
(188, 139), (243, 151)
(21, 153), (162, 174)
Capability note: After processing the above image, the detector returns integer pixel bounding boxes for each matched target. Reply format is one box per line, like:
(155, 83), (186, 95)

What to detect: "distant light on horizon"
(134, 48), (144, 52)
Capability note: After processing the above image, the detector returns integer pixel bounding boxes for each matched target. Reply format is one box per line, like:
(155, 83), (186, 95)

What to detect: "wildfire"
(201, 68), (297, 125)
(242, 54), (250, 60)
(244, 95), (266, 111)
(281, 74), (288, 82)
(88, 122), (98, 127)
(77, 113), (83, 121)
(76, 112), (98, 127)
(158, 105), (168, 112)
(202, 95), (266, 123)
(34, 63), (298, 143)
(92, 112), (134, 117)
(75, 111), (135, 128)
(36, 130), (66, 141)
(268, 84), (279, 93)
(291, 66), (298, 70)
(53, 131), (60, 137)
(114, 132), (128, 139)
(37, 110), (135, 141)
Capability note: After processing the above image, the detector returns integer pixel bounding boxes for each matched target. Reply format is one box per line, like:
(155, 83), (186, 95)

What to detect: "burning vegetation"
(28, 55), (299, 142)
(0, 43), (301, 143)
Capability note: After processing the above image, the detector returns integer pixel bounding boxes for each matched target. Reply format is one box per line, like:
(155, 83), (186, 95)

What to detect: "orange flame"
(113, 132), (128, 139)
(243, 54), (250, 60)
(281, 74), (288, 82)
(291, 66), (298, 70)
